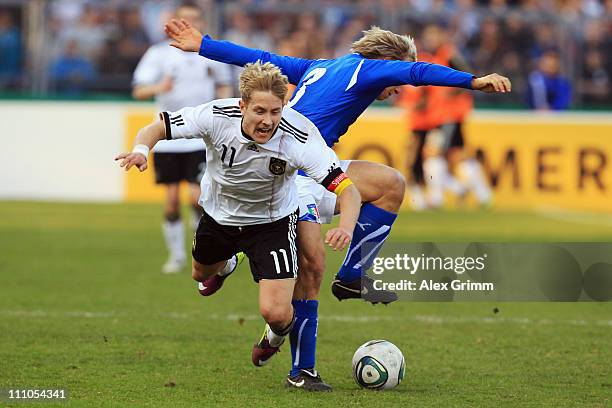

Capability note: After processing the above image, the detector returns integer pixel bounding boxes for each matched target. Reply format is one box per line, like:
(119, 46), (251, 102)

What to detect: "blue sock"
(336, 203), (397, 282)
(289, 299), (318, 376)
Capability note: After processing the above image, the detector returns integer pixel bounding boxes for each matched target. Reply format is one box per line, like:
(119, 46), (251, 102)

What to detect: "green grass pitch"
(0, 202), (610, 407)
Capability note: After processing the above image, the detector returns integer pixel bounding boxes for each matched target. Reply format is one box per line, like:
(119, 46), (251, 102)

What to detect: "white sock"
(218, 255), (237, 277)
(423, 156), (447, 208)
(267, 325), (285, 347)
(444, 172), (465, 195)
(458, 159), (492, 204)
(408, 184), (427, 211)
(162, 220), (186, 262)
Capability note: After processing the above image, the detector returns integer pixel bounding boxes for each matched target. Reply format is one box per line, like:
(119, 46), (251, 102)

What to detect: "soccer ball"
(352, 340), (405, 390)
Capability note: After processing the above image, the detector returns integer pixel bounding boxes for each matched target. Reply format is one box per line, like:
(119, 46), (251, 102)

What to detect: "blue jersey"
(199, 35), (474, 147)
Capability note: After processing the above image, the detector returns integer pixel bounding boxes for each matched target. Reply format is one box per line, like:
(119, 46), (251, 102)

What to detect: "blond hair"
(239, 62), (289, 102)
(351, 26), (417, 62)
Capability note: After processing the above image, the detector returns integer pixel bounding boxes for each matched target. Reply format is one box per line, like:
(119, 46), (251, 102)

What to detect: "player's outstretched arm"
(471, 73), (512, 93)
(132, 76), (173, 100)
(367, 59), (511, 94)
(164, 18), (312, 85)
(326, 183), (361, 251)
(114, 119), (165, 172)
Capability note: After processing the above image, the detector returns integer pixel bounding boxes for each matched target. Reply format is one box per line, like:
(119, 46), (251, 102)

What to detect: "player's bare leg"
(165, 183), (181, 215)
(188, 182), (203, 231)
(162, 183), (186, 273)
(293, 222), (325, 300)
(194, 253), (244, 296)
(258, 279), (295, 335)
(191, 258), (227, 282)
(253, 279), (296, 367)
(346, 160), (406, 212)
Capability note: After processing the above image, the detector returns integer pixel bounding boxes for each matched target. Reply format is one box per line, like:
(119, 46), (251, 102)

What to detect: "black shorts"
(192, 210), (298, 282)
(153, 151), (206, 184)
(408, 130), (427, 184)
(445, 122), (465, 149)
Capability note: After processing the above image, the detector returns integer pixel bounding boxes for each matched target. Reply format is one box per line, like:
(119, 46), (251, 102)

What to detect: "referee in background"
(132, 1), (232, 273)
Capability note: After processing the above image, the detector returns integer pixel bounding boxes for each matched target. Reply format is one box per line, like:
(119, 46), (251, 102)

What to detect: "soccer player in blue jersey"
(165, 20), (511, 391)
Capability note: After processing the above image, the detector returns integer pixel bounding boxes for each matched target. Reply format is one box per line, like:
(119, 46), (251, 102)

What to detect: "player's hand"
(472, 73), (512, 93)
(164, 18), (203, 53)
(157, 76), (173, 94)
(114, 152), (148, 172)
(325, 227), (353, 251)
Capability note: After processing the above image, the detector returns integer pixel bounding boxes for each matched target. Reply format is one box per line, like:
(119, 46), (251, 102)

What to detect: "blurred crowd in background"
(0, 0), (610, 108)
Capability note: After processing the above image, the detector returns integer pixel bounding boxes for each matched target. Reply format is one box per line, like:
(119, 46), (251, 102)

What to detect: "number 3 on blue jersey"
(288, 68), (327, 108)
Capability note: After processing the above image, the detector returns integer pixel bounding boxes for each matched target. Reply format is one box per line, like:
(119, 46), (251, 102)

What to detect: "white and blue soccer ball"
(352, 340), (405, 390)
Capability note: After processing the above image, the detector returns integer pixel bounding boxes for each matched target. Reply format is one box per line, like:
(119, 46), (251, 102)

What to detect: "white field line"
(1, 309), (611, 328)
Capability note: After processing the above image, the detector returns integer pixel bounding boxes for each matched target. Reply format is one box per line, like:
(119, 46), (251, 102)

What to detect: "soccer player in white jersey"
(132, 2), (232, 274)
(116, 62), (361, 391)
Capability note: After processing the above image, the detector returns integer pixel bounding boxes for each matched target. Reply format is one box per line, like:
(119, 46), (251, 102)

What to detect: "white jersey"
(163, 98), (342, 226)
(133, 41), (232, 153)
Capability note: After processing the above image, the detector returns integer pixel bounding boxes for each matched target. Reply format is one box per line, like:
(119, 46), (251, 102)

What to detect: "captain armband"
(321, 167), (354, 196)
